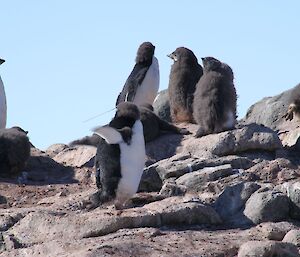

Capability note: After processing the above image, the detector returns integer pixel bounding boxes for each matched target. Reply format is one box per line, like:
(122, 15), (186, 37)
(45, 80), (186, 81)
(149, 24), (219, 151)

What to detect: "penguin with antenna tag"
(93, 102), (146, 209)
(116, 42), (160, 107)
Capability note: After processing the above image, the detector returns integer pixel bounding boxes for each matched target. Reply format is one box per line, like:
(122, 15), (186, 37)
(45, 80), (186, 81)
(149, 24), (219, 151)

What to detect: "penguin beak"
(167, 53), (177, 62)
(0, 59), (5, 65)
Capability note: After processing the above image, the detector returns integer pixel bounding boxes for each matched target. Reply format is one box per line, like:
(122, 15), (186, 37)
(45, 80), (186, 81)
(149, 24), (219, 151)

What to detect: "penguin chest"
(134, 57), (160, 106)
(116, 120), (146, 199)
(0, 76), (7, 129)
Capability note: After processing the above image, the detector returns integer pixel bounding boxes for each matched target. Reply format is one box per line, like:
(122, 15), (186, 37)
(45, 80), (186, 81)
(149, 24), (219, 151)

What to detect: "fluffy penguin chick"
(0, 126), (31, 177)
(168, 47), (203, 123)
(93, 102), (146, 209)
(193, 57), (237, 137)
(283, 83), (300, 121)
(0, 58), (7, 129)
(116, 42), (160, 107)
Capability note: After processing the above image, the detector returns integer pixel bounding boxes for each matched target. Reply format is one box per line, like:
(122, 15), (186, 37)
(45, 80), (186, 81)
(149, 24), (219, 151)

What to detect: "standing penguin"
(0, 58), (7, 129)
(116, 42), (160, 106)
(93, 102), (146, 209)
(283, 83), (300, 121)
(167, 47), (203, 123)
(193, 57), (237, 137)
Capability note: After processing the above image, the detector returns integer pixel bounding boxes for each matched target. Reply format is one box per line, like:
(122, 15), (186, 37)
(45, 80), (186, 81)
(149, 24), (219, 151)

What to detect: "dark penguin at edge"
(193, 56), (237, 137)
(167, 47), (203, 123)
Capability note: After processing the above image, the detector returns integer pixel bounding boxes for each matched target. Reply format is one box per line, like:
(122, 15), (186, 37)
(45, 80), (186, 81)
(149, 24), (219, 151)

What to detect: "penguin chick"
(168, 47), (203, 123)
(193, 57), (237, 137)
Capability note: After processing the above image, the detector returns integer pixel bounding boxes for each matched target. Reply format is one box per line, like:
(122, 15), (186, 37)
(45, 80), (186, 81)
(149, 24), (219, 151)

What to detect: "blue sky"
(1, 1), (300, 149)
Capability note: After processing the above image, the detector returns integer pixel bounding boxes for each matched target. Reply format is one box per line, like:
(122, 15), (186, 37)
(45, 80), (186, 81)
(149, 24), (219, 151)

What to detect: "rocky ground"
(1, 87), (300, 256)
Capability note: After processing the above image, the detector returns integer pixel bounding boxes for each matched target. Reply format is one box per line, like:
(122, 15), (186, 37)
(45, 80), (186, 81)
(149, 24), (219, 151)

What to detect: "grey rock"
(176, 164), (234, 191)
(244, 190), (290, 224)
(138, 165), (163, 192)
(159, 179), (187, 197)
(0, 214), (23, 232)
(45, 144), (69, 158)
(183, 123), (282, 158)
(238, 240), (300, 257)
(281, 181), (300, 220)
(53, 145), (96, 168)
(214, 182), (261, 220)
(283, 229), (300, 247)
(8, 196), (221, 244)
(153, 89), (171, 122)
(0, 195), (6, 205)
(256, 222), (297, 241)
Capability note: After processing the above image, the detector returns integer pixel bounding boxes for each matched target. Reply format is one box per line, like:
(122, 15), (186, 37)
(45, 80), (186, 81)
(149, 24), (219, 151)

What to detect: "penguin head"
(202, 56), (234, 80)
(168, 47), (198, 65)
(0, 59), (5, 65)
(110, 102), (140, 129)
(10, 126), (28, 135)
(135, 42), (155, 64)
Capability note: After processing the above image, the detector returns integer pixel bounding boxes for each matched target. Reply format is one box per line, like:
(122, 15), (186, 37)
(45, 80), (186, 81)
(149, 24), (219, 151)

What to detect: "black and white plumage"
(193, 57), (237, 137)
(116, 42), (160, 107)
(167, 47), (203, 123)
(93, 102), (146, 209)
(0, 58), (7, 129)
(0, 126), (31, 177)
(284, 83), (300, 121)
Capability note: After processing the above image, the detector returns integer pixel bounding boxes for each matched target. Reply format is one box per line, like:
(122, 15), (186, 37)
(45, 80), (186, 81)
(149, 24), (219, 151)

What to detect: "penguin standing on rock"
(0, 58), (7, 129)
(167, 47), (203, 123)
(93, 102), (146, 209)
(283, 83), (300, 121)
(116, 42), (160, 107)
(193, 57), (237, 137)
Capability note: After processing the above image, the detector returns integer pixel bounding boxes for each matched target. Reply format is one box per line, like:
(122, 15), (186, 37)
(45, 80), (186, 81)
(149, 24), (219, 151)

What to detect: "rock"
(138, 165), (163, 192)
(244, 190), (290, 224)
(238, 240), (300, 257)
(159, 179), (187, 197)
(53, 145), (96, 168)
(214, 182), (261, 220)
(281, 181), (300, 220)
(153, 89), (171, 122)
(183, 123), (282, 158)
(255, 222), (297, 241)
(283, 229), (300, 247)
(0, 195), (6, 205)
(0, 214), (23, 232)
(45, 144), (69, 158)
(176, 164), (234, 190)
(8, 196), (221, 245)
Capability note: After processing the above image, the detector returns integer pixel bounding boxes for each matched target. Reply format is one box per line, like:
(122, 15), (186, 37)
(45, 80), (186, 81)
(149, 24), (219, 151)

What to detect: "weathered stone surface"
(0, 195), (6, 205)
(153, 89), (171, 122)
(176, 164), (234, 191)
(244, 190), (290, 224)
(8, 196), (221, 245)
(45, 144), (69, 158)
(281, 181), (300, 220)
(283, 229), (300, 247)
(238, 240), (300, 257)
(255, 222), (297, 241)
(53, 145), (96, 168)
(214, 182), (261, 220)
(183, 123), (282, 158)
(159, 179), (187, 197)
(138, 165), (163, 192)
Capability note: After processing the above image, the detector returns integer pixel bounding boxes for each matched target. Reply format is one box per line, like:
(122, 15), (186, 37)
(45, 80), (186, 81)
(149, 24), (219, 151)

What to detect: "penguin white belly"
(0, 76), (7, 129)
(116, 120), (146, 202)
(133, 57), (160, 106)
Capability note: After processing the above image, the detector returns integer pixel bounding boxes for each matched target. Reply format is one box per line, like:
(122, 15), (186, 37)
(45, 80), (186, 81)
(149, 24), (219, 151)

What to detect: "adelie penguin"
(93, 102), (146, 209)
(283, 83), (300, 122)
(168, 47), (203, 123)
(0, 58), (7, 129)
(193, 57), (237, 137)
(116, 42), (160, 107)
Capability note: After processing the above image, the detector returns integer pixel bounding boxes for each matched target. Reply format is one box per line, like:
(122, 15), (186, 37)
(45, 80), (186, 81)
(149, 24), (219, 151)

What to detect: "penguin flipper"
(93, 126), (123, 144)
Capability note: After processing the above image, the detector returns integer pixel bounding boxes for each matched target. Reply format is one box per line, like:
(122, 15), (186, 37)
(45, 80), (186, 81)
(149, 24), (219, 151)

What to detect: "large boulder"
(153, 89), (171, 122)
